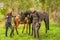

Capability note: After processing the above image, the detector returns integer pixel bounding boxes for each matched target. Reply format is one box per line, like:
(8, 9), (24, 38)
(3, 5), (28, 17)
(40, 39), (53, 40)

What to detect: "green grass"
(0, 21), (60, 40)
(0, 13), (4, 21)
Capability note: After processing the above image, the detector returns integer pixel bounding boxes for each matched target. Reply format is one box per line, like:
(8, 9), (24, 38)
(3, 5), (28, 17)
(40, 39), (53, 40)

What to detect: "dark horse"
(21, 10), (49, 38)
(37, 10), (49, 33)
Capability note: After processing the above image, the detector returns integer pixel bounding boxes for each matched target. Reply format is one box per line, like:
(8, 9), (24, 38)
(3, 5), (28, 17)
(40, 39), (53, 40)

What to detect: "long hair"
(8, 8), (12, 15)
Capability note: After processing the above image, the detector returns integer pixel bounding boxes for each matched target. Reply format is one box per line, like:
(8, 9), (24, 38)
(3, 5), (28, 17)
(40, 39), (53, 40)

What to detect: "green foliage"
(0, 0), (59, 14)
(0, 0), (60, 25)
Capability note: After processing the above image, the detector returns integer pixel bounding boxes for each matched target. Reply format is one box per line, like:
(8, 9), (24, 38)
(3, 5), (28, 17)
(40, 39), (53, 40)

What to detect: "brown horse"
(13, 15), (20, 34)
(13, 14), (29, 34)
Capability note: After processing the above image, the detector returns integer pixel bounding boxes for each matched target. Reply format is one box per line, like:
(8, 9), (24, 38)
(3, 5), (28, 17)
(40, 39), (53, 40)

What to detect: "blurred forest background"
(0, 0), (60, 25)
(0, 0), (60, 40)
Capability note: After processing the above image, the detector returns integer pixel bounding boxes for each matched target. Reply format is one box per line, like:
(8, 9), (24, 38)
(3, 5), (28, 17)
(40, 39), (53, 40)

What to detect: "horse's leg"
(31, 23), (34, 36)
(26, 23), (28, 34)
(44, 20), (47, 33)
(15, 27), (19, 34)
(12, 27), (14, 36)
(28, 23), (31, 35)
(22, 23), (25, 33)
(15, 23), (19, 35)
(47, 18), (49, 30)
(44, 18), (49, 33)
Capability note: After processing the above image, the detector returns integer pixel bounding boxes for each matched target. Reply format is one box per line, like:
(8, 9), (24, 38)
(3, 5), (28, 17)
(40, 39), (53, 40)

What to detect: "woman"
(5, 8), (14, 37)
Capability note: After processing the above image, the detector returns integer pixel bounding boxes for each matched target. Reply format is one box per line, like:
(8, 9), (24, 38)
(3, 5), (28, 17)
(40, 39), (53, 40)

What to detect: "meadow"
(0, 21), (60, 40)
(0, 0), (60, 40)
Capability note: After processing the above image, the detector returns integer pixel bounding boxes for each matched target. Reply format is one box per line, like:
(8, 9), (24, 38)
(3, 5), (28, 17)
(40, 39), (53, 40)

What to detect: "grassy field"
(0, 21), (60, 40)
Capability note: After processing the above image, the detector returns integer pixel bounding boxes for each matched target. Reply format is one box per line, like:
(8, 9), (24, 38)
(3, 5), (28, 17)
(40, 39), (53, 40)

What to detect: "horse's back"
(14, 16), (20, 25)
(37, 10), (49, 20)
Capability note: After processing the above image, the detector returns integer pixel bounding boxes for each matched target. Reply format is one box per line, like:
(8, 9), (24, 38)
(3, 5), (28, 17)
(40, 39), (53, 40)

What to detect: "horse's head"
(19, 11), (26, 21)
(20, 10), (31, 18)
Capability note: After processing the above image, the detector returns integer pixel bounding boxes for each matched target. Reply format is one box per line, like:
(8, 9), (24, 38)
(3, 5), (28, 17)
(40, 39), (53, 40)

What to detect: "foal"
(14, 15), (20, 34)
(13, 14), (29, 34)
